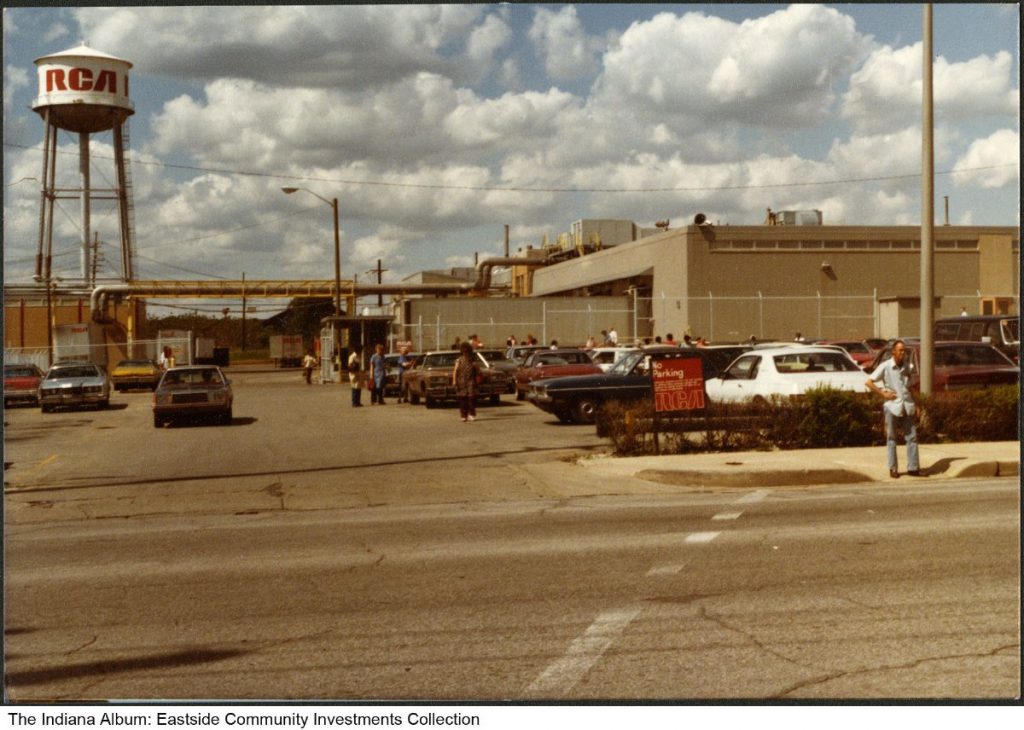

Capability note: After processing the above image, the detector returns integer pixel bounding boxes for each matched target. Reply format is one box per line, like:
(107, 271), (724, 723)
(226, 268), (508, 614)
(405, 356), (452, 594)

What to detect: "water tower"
(32, 44), (136, 286)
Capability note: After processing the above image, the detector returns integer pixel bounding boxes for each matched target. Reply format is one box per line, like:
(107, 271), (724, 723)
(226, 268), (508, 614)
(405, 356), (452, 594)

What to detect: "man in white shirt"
(865, 340), (920, 478)
(607, 327), (618, 345)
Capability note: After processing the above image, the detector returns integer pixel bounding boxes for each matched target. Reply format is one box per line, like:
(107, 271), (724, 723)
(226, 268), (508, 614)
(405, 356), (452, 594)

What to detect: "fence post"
(708, 292), (714, 342)
(758, 291), (764, 339)
(817, 291), (822, 339)
(542, 301), (547, 345)
(436, 314), (441, 350)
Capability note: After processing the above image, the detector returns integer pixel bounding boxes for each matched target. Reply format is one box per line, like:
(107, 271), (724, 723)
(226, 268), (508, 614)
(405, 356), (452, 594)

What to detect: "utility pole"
(366, 259), (388, 307)
(241, 271), (247, 352)
(920, 3), (935, 394)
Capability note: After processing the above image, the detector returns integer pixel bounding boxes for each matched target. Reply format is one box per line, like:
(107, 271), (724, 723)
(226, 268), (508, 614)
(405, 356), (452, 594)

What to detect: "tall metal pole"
(331, 198), (341, 318)
(920, 3), (935, 394)
(80, 133), (91, 285)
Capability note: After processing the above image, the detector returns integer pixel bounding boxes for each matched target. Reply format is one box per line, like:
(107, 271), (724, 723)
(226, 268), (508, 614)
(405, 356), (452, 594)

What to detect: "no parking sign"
(651, 356), (705, 413)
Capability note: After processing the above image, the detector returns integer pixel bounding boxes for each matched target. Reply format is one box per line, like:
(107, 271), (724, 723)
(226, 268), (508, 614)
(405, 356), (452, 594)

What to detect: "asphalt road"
(3, 369), (1020, 700)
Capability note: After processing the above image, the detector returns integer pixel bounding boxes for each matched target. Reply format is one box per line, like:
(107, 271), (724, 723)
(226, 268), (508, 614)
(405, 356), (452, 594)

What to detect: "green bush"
(597, 385), (1018, 456)
(918, 385), (1019, 442)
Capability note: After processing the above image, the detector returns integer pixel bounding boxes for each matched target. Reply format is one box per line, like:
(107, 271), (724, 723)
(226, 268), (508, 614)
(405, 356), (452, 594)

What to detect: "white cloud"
(952, 129), (1020, 189)
(4, 65), (29, 108)
(528, 6), (605, 81)
(593, 5), (868, 130)
(843, 44), (1018, 132)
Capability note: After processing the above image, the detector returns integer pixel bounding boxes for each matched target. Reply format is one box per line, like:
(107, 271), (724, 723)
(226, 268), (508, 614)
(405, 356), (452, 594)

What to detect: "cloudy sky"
(2, 4), (1019, 314)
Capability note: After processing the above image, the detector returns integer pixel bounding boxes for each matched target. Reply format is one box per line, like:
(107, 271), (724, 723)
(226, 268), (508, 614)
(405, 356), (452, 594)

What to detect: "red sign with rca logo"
(651, 357), (705, 413)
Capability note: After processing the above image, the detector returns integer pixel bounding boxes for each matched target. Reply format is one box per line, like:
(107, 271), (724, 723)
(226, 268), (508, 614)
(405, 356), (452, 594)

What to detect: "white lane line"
(712, 511), (743, 521)
(646, 562), (686, 577)
(525, 605), (643, 695)
(684, 531), (721, 543)
(735, 488), (770, 504)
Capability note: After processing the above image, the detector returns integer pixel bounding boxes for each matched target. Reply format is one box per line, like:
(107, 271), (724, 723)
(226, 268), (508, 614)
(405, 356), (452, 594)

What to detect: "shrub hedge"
(597, 385), (1019, 455)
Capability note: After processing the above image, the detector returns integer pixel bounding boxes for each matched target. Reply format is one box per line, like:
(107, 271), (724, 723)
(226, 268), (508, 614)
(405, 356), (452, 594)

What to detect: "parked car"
(506, 344), (546, 364)
(527, 346), (726, 424)
(382, 352), (421, 397)
(866, 340), (1019, 392)
(475, 348), (518, 393)
(934, 315), (1019, 362)
(152, 365), (233, 427)
(3, 363), (44, 406)
(401, 350), (511, 407)
(587, 347), (639, 372)
(704, 346), (868, 403)
(816, 340), (876, 367)
(38, 361), (111, 412)
(514, 349), (602, 400)
(110, 358), (162, 391)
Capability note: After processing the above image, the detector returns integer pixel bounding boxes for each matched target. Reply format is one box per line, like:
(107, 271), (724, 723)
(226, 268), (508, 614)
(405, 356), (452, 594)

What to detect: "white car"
(704, 346), (869, 403)
(586, 347), (639, 372)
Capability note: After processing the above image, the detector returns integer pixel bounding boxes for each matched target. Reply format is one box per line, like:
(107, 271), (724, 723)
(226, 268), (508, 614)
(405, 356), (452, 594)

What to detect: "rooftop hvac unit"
(776, 209), (823, 225)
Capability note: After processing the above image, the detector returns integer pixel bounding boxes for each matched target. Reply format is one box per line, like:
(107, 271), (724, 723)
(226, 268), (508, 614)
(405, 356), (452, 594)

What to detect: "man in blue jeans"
(866, 340), (920, 478)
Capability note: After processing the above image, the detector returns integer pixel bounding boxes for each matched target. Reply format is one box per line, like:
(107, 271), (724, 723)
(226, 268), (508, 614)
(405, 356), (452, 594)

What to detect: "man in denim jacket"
(866, 340), (920, 478)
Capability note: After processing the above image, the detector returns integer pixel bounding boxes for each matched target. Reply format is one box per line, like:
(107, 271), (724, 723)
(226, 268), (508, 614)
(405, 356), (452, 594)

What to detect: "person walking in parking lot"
(347, 347), (363, 407)
(302, 350), (317, 385)
(866, 339), (920, 478)
(369, 344), (387, 405)
(452, 341), (480, 422)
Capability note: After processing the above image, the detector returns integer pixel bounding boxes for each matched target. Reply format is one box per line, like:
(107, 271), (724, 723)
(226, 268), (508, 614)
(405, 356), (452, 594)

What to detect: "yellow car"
(110, 359), (162, 392)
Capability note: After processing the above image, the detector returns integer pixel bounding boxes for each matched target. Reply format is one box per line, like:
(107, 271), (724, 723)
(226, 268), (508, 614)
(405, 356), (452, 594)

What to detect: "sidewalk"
(576, 441), (1020, 489)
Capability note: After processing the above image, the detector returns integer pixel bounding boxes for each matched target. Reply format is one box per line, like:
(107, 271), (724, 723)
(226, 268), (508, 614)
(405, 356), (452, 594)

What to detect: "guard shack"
(321, 314), (394, 379)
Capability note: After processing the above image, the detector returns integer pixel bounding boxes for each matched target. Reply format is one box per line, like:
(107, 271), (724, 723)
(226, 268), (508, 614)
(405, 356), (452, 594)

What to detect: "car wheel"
(153, 414), (163, 428)
(425, 394), (436, 408)
(516, 388), (525, 401)
(97, 399), (109, 409)
(41, 404), (52, 413)
(409, 387), (420, 405)
(489, 393), (500, 405)
(572, 396), (600, 424)
(221, 406), (233, 425)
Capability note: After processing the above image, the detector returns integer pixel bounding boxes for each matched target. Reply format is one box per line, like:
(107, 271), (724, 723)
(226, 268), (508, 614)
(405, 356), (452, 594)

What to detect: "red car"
(514, 349), (601, 400)
(867, 340), (1019, 392)
(818, 340), (877, 367)
(4, 363), (44, 407)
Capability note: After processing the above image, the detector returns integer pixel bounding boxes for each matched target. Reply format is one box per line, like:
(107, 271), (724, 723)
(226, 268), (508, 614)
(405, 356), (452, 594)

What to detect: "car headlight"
(208, 389), (229, 403)
(154, 393), (173, 406)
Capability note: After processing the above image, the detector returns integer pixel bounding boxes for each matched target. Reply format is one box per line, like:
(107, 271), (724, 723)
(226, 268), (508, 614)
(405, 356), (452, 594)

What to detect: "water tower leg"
(80, 132), (91, 286)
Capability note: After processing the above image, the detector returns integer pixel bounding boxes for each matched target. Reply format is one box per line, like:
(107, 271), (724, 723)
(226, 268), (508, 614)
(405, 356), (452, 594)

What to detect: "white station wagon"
(704, 346), (869, 403)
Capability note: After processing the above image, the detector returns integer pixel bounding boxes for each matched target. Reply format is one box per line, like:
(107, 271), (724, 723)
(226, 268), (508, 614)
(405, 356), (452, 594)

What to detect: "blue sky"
(3, 4), (1019, 314)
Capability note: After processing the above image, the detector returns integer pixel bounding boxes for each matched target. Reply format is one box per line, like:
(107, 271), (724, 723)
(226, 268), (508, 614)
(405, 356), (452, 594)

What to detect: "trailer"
(54, 323), (107, 366)
(270, 335), (304, 367)
(194, 337), (216, 364)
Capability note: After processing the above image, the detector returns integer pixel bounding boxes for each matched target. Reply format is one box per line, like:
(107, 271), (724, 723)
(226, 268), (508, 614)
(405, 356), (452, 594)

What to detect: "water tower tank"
(32, 44), (133, 133)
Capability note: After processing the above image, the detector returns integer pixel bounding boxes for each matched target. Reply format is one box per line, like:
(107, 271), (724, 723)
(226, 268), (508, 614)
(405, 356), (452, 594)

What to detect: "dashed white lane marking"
(712, 511), (743, 521)
(525, 605), (643, 695)
(735, 488), (770, 504)
(646, 562), (686, 577)
(684, 531), (721, 543)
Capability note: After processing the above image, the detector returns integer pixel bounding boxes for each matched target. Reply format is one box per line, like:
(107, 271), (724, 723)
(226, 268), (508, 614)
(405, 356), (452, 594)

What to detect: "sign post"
(650, 355), (706, 454)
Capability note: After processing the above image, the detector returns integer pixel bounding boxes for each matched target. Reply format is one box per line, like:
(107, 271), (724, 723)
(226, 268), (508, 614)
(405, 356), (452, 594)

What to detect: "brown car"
(866, 340), (1018, 392)
(514, 348), (602, 400)
(401, 350), (511, 407)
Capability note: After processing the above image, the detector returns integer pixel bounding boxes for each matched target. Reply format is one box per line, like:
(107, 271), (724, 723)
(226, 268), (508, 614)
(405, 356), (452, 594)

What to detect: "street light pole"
(281, 187), (341, 318)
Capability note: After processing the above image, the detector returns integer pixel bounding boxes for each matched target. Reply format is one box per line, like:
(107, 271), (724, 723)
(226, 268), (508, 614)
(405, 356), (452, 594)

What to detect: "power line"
(4, 141), (1017, 194)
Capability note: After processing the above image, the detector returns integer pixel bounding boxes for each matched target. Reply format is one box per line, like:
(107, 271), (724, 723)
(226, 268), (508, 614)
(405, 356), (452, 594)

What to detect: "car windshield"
(477, 350), (512, 364)
(836, 342), (870, 354)
(610, 351), (645, 375)
(936, 346), (1013, 367)
(47, 366), (100, 379)
(162, 369), (224, 386)
(425, 353), (460, 368)
(773, 352), (860, 373)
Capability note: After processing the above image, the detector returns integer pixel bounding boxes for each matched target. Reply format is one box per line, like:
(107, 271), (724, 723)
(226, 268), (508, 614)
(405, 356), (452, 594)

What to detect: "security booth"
(322, 314), (394, 379)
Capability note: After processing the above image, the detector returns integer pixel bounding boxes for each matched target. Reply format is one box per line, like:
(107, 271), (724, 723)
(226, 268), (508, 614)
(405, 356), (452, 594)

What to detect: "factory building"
(511, 216), (1019, 342)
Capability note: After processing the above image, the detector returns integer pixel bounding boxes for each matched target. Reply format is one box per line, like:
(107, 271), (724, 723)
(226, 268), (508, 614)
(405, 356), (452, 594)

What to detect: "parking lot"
(3, 365), (609, 517)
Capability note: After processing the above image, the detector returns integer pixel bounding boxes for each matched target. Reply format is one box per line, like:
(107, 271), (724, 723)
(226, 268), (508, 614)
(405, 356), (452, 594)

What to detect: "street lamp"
(281, 187), (341, 318)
